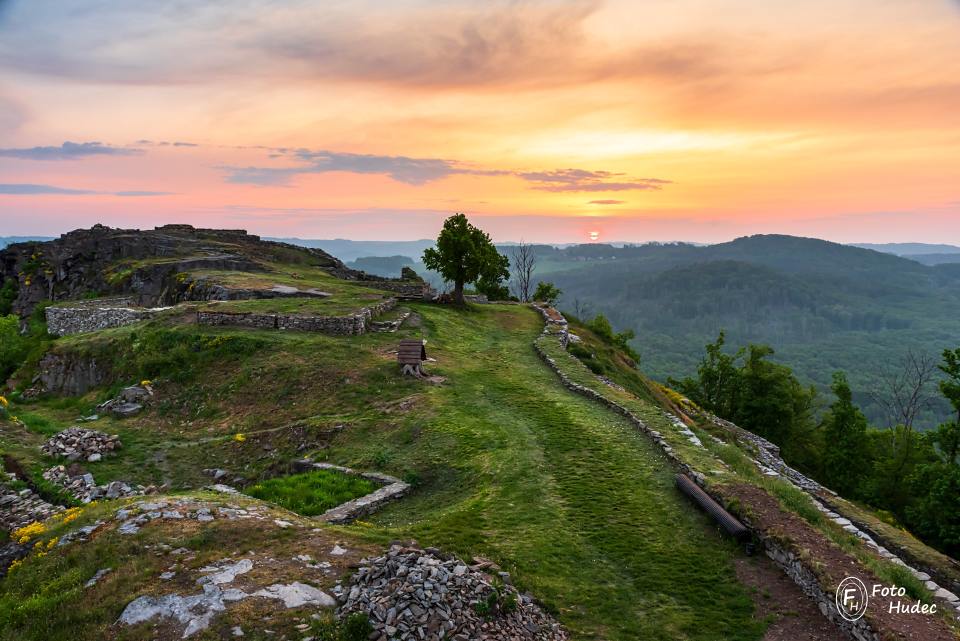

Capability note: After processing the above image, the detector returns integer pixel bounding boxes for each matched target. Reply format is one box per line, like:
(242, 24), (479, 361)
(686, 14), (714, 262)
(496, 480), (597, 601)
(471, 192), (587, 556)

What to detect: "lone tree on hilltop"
(422, 213), (509, 305)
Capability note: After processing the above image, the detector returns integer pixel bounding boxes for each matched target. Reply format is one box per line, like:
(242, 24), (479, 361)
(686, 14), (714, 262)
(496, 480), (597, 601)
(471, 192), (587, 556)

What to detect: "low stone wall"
(46, 305), (167, 337)
(196, 298), (397, 336)
(291, 461), (409, 524)
(363, 280), (434, 300)
(196, 311), (278, 330)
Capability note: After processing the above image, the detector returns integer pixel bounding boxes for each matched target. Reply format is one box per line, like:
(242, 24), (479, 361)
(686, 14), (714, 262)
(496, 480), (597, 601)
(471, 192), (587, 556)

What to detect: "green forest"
(670, 331), (960, 558)
(542, 235), (960, 429)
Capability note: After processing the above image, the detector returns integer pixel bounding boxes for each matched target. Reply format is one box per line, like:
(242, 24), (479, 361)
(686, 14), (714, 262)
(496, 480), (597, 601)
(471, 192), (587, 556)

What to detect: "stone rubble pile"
(336, 545), (568, 641)
(97, 384), (153, 417)
(42, 465), (146, 503)
(41, 426), (122, 462)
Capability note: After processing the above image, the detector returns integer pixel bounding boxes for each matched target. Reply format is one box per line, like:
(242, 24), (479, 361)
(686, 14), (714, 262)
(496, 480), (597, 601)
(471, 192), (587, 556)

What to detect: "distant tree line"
(672, 332), (960, 557)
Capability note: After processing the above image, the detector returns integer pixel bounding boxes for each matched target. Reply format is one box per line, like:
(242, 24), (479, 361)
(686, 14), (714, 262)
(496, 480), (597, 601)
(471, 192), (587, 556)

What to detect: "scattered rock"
(97, 384), (153, 417)
(84, 567), (112, 588)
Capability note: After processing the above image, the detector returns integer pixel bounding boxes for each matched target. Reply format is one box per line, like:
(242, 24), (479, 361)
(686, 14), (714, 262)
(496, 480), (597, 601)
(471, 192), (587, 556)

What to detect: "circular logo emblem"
(836, 576), (869, 621)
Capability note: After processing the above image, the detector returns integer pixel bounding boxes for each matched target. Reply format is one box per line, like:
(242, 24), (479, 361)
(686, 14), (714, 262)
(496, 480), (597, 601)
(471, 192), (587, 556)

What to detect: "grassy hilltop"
(1, 227), (958, 641)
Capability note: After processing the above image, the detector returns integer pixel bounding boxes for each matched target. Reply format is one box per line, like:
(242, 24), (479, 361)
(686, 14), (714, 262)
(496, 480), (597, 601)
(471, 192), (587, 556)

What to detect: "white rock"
(198, 558), (254, 585)
(253, 582), (336, 608)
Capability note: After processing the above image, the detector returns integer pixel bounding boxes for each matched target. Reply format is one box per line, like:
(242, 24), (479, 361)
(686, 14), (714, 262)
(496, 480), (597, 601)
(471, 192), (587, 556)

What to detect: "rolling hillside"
(541, 236), (960, 428)
(1, 227), (958, 640)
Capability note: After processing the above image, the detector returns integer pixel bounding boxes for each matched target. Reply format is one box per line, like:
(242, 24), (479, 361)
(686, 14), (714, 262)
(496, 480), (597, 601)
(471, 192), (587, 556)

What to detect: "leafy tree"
(906, 463), (960, 558)
(475, 274), (511, 301)
(0, 314), (28, 382)
(820, 372), (869, 495)
(422, 214), (509, 305)
(861, 425), (934, 518)
(734, 344), (816, 448)
(0, 278), (16, 316)
(939, 348), (960, 411)
(532, 281), (561, 305)
(671, 331), (742, 419)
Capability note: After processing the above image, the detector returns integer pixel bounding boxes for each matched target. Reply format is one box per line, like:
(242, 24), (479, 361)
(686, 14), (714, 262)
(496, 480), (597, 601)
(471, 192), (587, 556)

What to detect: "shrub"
(0, 314), (29, 382)
(532, 282), (561, 305)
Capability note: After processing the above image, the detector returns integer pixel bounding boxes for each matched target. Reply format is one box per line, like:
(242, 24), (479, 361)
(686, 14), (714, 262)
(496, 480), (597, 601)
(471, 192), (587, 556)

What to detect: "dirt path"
(735, 555), (849, 641)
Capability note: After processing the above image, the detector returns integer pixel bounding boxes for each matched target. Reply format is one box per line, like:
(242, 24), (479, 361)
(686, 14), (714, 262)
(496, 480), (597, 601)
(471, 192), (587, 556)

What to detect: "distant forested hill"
(544, 235), (960, 428)
(0, 236), (54, 249)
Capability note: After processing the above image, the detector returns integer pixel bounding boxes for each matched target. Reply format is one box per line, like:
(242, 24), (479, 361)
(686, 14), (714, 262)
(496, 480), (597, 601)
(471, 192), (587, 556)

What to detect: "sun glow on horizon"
(0, 0), (958, 242)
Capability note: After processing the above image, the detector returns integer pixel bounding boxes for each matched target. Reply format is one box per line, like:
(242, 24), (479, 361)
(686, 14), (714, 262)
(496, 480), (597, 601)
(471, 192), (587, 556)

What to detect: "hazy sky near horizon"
(1, 0), (958, 243)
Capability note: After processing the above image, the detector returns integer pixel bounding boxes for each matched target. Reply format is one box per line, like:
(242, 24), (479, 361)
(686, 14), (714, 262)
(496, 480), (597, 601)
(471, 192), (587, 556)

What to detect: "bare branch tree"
(573, 298), (590, 319)
(869, 349), (938, 430)
(510, 241), (537, 302)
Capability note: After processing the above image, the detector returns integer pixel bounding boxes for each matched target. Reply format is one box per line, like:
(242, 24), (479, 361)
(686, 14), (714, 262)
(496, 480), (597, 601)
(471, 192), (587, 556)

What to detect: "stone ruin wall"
(196, 298), (397, 336)
(46, 305), (166, 337)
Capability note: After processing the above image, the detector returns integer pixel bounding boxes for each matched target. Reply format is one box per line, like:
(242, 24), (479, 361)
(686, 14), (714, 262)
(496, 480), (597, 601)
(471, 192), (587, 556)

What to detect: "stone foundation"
(291, 460), (409, 524)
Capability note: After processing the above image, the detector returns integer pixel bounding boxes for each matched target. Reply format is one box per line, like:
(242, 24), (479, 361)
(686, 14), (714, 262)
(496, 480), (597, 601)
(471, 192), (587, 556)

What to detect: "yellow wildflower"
(13, 521), (46, 545)
(46, 537), (58, 550)
(234, 433), (246, 443)
(0, 396), (8, 407)
(140, 379), (152, 388)
(7, 559), (22, 573)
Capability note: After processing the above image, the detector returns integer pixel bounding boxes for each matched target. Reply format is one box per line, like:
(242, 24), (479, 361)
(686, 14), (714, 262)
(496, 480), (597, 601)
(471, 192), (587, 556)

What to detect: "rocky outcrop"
(38, 351), (108, 396)
(337, 545), (568, 641)
(183, 278), (332, 302)
(0, 224), (350, 319)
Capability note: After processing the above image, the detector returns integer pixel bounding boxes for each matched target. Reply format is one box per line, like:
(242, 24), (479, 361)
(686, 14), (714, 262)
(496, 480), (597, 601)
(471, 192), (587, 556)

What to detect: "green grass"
(4, 302), (769, 640)
(322, 303), (766, 641)
(244, 469), (377, 516)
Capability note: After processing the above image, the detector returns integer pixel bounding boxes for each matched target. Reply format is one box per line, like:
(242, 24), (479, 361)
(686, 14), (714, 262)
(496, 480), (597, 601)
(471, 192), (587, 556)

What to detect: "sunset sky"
(1, 0), (958, 243)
